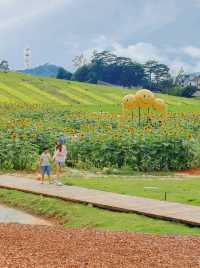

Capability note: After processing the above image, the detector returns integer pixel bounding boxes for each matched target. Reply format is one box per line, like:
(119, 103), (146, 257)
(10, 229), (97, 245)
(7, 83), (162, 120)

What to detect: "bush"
(180, 86), (197, 98)
(67, 135), (197, 172)
(162, 85), (197, 98)
(0, 138), (39, 170)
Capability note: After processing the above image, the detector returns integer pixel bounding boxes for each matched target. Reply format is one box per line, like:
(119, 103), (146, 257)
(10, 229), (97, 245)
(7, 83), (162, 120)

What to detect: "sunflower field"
(0, 102), (199, 172)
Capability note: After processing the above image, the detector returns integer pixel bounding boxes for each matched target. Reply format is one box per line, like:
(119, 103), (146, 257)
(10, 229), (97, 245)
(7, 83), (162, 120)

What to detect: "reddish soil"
(176, 168), (200, 175)
(0, 224), (200, 267)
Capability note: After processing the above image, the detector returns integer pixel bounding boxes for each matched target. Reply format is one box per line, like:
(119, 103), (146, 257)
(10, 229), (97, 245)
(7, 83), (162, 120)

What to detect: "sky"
(1, 0), (200, 73)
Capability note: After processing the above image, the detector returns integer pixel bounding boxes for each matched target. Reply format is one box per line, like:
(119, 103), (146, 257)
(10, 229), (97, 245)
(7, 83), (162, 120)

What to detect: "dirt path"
(0, 224), (200, 268)
(0, 204), (51, 225)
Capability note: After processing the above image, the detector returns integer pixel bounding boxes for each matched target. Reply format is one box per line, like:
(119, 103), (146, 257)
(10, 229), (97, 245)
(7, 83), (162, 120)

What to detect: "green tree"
(72, 54), (87, 69)
(144, 60), (171, 90)
(72, 65), (89, 82)
(56, 67), (72, 80)
(144, 60), (158, 83)
(117, 57), (145, 87)
(90, 51), (145, 87)
(154, 64), (170, 83)
(72, 51), (171, 90)
(0, 60), (9, 72)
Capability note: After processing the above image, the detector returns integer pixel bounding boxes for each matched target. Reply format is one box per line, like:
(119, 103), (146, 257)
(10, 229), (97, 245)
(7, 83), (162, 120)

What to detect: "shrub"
(0, 137), (39, 170)
(67, 134), (196, 172)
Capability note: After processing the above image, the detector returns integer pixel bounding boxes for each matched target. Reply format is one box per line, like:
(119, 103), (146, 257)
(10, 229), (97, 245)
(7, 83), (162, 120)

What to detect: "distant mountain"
(19, 63), (63, 78)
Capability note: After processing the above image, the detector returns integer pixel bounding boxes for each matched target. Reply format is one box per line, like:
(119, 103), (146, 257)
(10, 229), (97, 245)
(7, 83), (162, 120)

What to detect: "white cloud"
(182, 46), (200, 59)
(79, 35), (116, 62)
(112, 42), (163, 63)
(0, 0), (199, 71)
(0, 0), (68, 31)
(82, 40), (165, 64)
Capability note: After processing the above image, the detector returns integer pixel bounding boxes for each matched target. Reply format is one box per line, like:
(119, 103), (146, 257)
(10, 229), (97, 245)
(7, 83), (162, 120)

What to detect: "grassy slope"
(0, 72), (200, 112)
(62, 176), (200, 206)
(0, 188), (200, 235)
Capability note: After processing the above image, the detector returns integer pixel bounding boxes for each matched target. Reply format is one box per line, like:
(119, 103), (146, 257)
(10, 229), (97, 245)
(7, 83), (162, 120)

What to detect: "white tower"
(24, 48), (31, 69)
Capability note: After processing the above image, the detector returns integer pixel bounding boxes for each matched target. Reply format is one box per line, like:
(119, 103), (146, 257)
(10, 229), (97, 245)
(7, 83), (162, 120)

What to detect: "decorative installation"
(122, 89), (166, 125)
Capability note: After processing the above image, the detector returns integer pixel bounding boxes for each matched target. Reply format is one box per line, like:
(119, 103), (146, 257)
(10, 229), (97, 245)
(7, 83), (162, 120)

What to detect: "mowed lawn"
(0, 188), (200, 235)
(0, 72), (200, 112)
(62, 176), (200, 206)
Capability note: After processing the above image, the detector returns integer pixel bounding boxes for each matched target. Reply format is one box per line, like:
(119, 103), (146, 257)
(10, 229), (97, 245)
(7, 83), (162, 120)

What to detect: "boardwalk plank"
(0, 175), (200, 226)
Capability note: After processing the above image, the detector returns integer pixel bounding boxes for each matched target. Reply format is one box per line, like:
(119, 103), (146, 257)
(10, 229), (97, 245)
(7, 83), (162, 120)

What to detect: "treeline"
(70, 51), (173, 91)
(0, 60), (9, 72)
(1, 51), (196, 97)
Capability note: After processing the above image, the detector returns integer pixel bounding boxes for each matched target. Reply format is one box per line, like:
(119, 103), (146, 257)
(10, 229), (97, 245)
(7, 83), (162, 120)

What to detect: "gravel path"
(0, 225), (200, 267)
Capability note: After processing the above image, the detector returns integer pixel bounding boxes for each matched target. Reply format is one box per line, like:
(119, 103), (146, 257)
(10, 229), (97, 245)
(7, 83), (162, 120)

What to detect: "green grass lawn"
(1, 72), (200, 112)
(0, 188), (200, 235)
(62, 176), (200, 206)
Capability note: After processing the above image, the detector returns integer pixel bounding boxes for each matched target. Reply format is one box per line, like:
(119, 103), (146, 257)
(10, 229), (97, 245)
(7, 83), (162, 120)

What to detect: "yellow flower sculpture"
(135, 89), (155, 108)
(152, 98), (166, 113)
(121, 89), (166, 115)
(122, 94), (138, 110)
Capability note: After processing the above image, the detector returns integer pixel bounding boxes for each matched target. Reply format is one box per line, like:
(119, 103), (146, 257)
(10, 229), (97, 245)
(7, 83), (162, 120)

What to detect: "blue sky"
(1, 0), (200, 73)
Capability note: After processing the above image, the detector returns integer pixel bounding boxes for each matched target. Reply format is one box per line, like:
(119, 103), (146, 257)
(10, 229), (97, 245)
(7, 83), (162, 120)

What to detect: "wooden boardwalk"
(0, 175), (200, 226)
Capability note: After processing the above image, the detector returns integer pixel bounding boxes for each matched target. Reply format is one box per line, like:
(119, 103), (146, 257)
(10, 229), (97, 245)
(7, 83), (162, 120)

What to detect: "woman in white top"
(53, 144), (67, 184)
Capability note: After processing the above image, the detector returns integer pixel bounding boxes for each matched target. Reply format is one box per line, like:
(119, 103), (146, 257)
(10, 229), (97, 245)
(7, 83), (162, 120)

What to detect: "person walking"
(39, 147), (52, 184)
(53, 143), (67, 186)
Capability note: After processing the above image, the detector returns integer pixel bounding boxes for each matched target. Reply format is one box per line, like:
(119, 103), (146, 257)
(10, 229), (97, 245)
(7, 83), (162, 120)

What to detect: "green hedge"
(67, 135), (198, 172)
